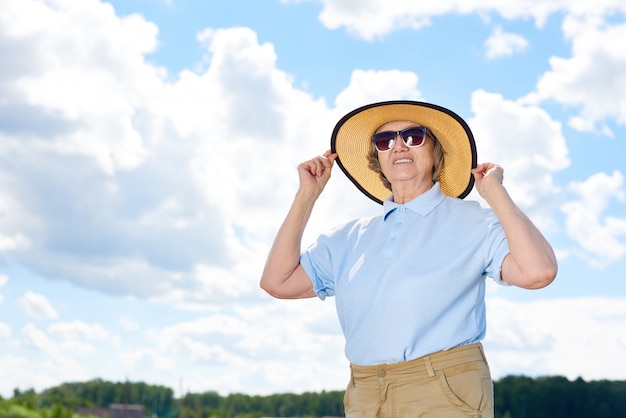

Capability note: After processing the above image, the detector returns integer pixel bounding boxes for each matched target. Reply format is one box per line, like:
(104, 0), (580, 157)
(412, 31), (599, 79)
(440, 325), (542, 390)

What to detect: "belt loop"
(424, 355), (435, 378)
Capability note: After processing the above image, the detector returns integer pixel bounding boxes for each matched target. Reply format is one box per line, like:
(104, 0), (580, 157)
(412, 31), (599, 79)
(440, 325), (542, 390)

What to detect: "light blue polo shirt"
(300, 183), (510, 366)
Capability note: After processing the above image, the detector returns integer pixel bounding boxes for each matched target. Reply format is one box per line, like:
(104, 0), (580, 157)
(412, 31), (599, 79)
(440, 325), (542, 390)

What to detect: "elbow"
(259, 276), (288, 299)
(259, 276), (277, 297)
(505, 251), (558, 289)
(521, 263), (558, 290)
(259, 284), (295, 300)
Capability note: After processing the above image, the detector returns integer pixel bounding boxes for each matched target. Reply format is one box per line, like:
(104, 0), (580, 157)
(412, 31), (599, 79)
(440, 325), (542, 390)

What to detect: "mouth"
(393, 158), (413, 165)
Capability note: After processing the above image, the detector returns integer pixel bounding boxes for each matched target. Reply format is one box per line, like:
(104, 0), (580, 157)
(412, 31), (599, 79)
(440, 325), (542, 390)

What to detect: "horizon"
(10, 373), (626, 399)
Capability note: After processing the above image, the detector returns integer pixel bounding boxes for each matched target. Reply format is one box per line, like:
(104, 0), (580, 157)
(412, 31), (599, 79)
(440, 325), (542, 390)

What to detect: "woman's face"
(375, 120), (435, 188)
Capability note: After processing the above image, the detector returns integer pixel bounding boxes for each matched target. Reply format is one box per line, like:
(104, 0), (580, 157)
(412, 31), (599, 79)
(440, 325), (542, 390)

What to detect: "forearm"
(483, 185), (558, 289)
(260, 189), (317, 296)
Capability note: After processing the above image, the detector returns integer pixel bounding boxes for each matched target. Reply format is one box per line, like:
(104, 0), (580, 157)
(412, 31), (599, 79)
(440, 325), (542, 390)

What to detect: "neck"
(391, 181), (434, 204)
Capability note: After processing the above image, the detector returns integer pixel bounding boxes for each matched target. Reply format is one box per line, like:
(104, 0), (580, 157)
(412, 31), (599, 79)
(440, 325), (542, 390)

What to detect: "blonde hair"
(367, 129), (445, 191)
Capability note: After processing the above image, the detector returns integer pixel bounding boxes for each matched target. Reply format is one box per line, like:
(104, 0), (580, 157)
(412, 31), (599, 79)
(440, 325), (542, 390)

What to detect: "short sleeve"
(300, 237), (336, 300)
(483, 212), (511, 286)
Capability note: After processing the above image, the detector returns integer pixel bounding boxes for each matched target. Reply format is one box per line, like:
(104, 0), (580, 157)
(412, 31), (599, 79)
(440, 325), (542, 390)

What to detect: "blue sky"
(1, 0), (626, 399)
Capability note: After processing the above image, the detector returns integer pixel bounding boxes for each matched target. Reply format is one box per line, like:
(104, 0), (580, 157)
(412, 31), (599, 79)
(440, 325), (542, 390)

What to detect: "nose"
(392, 133), (408, 151)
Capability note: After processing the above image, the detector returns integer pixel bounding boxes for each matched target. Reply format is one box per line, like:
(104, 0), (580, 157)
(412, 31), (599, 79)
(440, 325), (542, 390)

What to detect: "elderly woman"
(260, 101), (557, 417)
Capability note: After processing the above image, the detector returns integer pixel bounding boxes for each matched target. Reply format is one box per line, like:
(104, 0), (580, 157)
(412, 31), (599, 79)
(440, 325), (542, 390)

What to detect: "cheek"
(378, 155), (393, 173)
(419, 154), (435, 168)
(417, 147), (435, 167)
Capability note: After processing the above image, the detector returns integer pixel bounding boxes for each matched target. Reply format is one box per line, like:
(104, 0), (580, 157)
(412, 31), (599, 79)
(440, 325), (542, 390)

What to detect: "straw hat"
(330, 100), (477, 204)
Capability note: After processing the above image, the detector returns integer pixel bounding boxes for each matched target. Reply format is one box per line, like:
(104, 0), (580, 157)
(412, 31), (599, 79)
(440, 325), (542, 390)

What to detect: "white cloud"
(0, 190), (32, 255)
(522, 15), (626, 132)
(48, 320), (109, 341)
(18, 320), (116, 378)
(1, 0), (161, 175)
(334, 70), (421, 112)
(561, 171), (626, 267)
(20, 292), (59, 320)
(0, 274), (7, 303)
(0, 354), (57, 396)
(119, 316), (139, 331)
(467, 89), (569, 227)
(0, 1), (327, 308)
(300, 0), (626, 40)
(149, 299), (347, 395)
(58, 341), (97, 356)
(0, 323), (11, 340)
(0, 233), (30, 251)
(22, 323), (53, 352)
(17, 323), (101, 390)
(119, 348), (176, 372)
(485, 296), (626, 381)
(316, 0), (432, 40)
(484, 26), (528, 59)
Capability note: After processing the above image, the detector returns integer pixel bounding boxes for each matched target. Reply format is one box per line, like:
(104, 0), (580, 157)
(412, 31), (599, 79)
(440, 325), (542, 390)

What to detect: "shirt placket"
(382, 206), (406, 258)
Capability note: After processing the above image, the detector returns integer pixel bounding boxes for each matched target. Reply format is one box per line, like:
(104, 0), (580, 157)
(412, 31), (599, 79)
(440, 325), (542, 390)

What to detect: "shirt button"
(378, 370), (386, 378)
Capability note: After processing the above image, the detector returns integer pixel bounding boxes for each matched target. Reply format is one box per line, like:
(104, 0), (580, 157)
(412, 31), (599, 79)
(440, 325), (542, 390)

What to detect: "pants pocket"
(436, 360), (493, 416)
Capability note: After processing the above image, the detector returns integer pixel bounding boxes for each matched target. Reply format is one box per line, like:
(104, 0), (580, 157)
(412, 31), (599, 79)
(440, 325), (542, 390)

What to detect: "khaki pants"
(344, 343), (493, 417)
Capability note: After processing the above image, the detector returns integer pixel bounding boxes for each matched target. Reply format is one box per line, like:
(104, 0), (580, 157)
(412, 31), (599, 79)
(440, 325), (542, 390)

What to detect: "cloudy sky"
(1, 0), (626, 399)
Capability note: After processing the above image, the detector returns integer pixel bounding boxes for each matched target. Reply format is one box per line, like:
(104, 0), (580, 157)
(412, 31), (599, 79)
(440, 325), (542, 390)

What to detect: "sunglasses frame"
(371, 126), (428, 152)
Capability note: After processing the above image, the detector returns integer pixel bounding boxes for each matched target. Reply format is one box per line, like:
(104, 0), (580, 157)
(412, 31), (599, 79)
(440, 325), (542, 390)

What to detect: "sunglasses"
(371, 126), (428, 152)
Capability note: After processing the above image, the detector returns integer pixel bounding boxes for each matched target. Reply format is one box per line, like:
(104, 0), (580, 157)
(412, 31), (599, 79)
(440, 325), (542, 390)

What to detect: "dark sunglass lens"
(401, 128), (426, 147)
(372, 132), (395, 151)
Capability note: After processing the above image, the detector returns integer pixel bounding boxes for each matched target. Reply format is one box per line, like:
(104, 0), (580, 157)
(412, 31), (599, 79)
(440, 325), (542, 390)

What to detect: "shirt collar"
(383, 182), (446, 220)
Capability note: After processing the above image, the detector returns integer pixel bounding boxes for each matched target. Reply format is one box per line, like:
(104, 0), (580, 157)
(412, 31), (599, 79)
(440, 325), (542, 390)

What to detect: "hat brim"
(330, 100), (477, 204)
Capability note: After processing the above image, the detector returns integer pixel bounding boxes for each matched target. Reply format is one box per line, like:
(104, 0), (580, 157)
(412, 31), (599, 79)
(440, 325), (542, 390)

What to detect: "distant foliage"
(3, 375), (626, 418)
(179, 390), (344, 418)
(22, 380), (175, 418)
(0, 392), (75, 418)
(494, 375), (626, 418)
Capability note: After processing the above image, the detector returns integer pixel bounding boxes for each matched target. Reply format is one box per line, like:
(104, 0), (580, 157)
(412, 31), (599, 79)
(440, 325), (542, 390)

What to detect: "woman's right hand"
(297, 149), (337, 197)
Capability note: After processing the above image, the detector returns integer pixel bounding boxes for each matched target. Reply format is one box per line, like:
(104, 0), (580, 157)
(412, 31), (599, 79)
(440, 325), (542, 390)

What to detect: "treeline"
(39, 379), (175, 414)
(495, 375), (626, 418)
(2, 375), (626, 418)
(1, 380), (343, 418)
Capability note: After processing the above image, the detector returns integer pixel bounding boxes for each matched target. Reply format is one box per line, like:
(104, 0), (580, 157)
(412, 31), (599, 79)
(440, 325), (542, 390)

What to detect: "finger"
(319, 152), (337, 168)
(298, 160), (316, 177)
(473, 162), (491, 173)
(311, 157), (330, 176)
(318, 155), (334, 170)
(321, 149), (338, 161)
(304, 151), (336, 176)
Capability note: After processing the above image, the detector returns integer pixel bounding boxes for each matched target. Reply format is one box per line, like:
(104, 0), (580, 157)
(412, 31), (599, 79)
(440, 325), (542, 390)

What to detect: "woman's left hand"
(472, 162), (504, 200)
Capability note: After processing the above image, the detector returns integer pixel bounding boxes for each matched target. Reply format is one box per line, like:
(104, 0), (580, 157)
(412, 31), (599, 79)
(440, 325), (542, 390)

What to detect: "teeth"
(394, 159), (412, 164)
